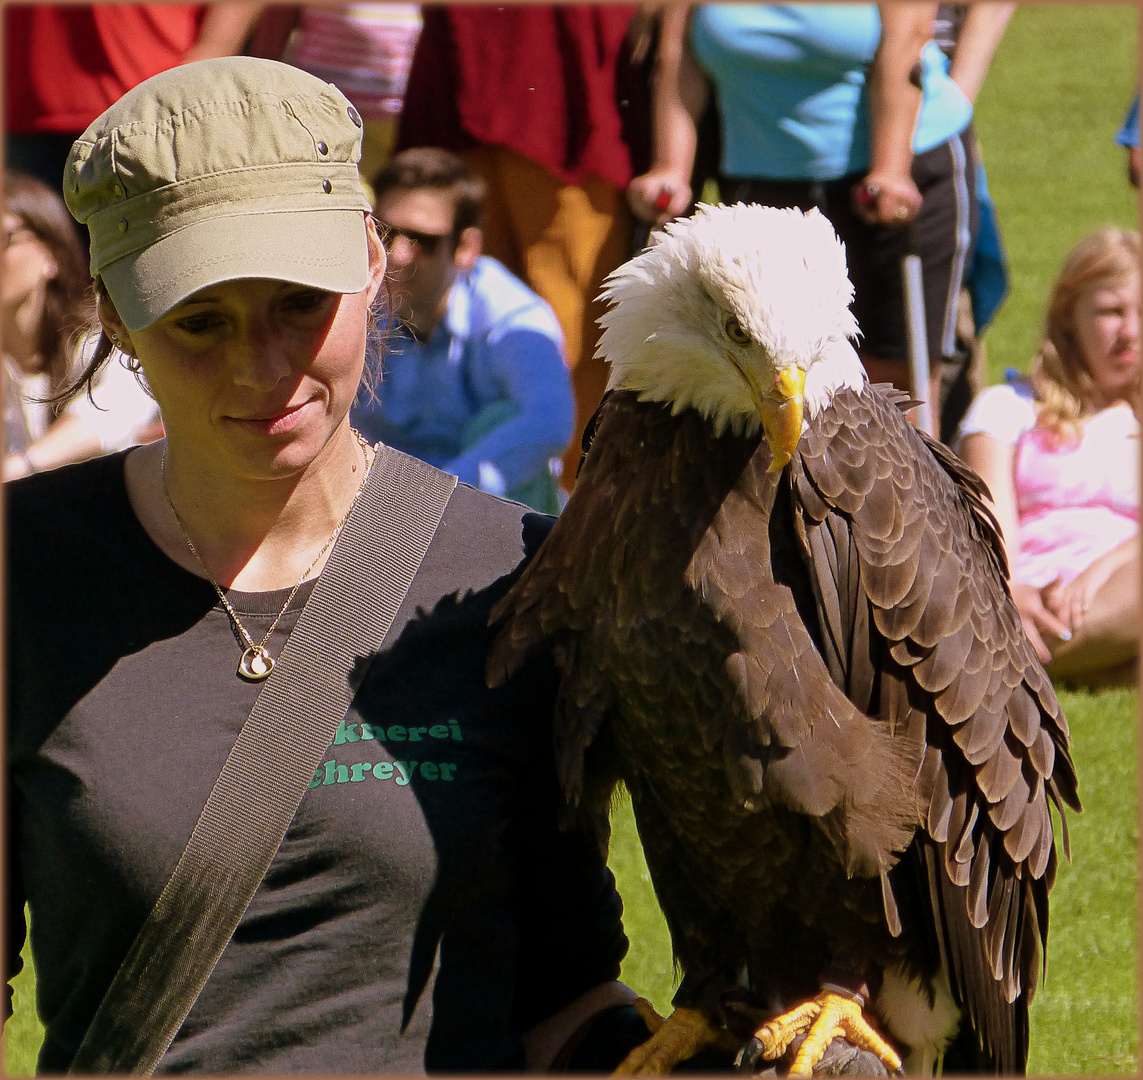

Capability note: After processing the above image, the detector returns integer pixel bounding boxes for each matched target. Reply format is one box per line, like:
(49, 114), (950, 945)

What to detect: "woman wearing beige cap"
(6, 57), (645, 1074)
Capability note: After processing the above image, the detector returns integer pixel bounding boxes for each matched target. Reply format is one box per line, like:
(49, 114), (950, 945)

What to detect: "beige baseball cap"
(64, 56), (373, 331)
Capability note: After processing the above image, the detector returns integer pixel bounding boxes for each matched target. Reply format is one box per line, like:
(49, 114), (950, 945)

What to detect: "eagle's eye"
(724, 314), (750, 345)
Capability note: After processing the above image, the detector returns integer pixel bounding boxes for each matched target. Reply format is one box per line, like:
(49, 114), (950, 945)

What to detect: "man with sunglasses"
(352, 148), (574, 512)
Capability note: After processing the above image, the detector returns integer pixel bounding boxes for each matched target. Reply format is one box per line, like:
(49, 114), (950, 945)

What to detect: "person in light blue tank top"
(627, 3), (1005, 442)
(687, 4), (971, 181)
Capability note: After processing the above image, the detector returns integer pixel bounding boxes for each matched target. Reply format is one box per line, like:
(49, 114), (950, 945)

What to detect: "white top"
(958, 380), (1139, 587)
(6, 337), (160, 457)
(957, 380), (1036, 447)
(65, 345), (160, 452)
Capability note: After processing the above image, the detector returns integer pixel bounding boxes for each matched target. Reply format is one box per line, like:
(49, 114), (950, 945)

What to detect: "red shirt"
(397, 5), (646, 191)
(4, 4), (206, 134)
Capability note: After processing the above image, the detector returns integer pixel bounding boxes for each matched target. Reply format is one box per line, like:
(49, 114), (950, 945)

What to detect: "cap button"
(317, 141), (329, 155)
(347, 106), (362, 128)
(118, 218), (128, 232)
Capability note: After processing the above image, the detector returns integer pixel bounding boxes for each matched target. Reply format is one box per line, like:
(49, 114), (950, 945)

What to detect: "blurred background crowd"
(3, 0), (1139, 684)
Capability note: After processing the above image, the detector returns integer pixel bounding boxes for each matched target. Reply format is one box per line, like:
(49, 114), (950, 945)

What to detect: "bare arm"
(3, 413), (103, 480)
(959, 430), (1019, 557)
(181, 2), (266, 63)
(522, 980), (639, 1072)
(1043, 535), (1139, 631)
(856, 2), (935, 226)
(946, 2), (1015, 105)
(627, 4), (710, 225)
(244, 4), (301, 60)
(959, 430), (1070, 661)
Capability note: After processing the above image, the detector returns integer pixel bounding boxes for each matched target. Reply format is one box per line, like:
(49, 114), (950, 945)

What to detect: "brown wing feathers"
(796, 384), (1079, 1067)
(687, 448), (923, 878)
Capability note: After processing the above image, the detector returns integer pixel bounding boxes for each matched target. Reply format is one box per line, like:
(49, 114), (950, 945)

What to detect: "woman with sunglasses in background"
(3, 169), (160, 480)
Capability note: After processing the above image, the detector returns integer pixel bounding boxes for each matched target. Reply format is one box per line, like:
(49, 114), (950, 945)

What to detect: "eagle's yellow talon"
(756, 999), (820, 1058)
(612, 1004), (733, 1076)
(755, 992), (902, 1077)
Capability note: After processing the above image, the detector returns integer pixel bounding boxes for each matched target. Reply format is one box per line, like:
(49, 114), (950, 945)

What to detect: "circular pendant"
(237, 646), (275, 681)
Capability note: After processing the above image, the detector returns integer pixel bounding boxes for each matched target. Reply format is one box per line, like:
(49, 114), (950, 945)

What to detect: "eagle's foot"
(749, 991), (901, 1078)
(612, 1000), (737, 1076)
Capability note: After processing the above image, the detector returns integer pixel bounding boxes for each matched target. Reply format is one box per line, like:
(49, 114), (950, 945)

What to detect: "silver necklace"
(161, 431), (373, 681)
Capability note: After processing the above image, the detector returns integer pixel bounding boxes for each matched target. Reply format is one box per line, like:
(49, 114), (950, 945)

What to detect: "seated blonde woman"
(959, 228), (1139, 687)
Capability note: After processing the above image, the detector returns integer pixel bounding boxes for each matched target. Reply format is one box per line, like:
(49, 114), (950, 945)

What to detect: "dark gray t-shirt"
(7, 452), (627, 1074)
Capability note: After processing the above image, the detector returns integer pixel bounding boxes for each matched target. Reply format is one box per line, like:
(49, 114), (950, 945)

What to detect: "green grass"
(972, 4), (1139, 384)
(610, 687), (1140, 1074)
(3, 932), (41, 1077)
(1025, 688), (1140, 1076)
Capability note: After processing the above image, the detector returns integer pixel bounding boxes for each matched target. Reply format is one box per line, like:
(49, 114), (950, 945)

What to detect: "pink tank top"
(1014, 402), (1139, 587)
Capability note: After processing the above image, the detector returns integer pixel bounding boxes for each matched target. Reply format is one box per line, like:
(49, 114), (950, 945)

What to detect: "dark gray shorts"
(722, 126), (980, 366)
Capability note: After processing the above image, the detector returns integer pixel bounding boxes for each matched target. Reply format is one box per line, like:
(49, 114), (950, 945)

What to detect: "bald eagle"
(488, 204), (1079, 1075)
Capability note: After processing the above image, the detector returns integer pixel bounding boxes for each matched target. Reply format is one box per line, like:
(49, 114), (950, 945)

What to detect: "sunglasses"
(375, 219), (455, 256)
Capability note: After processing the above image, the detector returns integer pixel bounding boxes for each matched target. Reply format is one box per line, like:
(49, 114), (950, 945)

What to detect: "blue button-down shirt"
(352, 257), (574, 505)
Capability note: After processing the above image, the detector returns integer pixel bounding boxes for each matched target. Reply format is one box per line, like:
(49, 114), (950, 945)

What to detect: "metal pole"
(901, 231), (935, 437)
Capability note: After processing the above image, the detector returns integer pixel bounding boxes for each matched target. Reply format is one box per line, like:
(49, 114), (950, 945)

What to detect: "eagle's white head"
(597, 203), (866, 469)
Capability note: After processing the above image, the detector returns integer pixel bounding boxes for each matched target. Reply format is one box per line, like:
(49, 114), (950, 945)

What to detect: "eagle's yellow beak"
(760, 365), (805, 472)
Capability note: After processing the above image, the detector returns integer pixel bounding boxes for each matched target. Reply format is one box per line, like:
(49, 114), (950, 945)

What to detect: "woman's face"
(104, 224), (385, 480)
(2, 211), (58, 313)
(1073, 272), (1140, 405)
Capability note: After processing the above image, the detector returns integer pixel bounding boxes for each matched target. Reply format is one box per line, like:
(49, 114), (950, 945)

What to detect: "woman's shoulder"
(1090, 400), (1140, 435)
(958, 379), (1037, 446)
(7, 452), (129, 524)
(6, 453), (137, 602)
(462, 257), (564, 344)
(1076, 401), (1140, 457)
(440, 481), (555, 564)
(391, 479), (555, 612)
